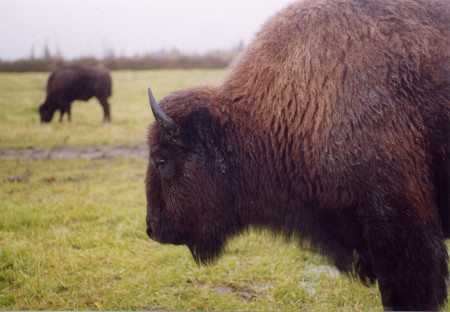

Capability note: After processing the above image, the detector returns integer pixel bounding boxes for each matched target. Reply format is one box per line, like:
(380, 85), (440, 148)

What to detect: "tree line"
(0, 49), (239, 72)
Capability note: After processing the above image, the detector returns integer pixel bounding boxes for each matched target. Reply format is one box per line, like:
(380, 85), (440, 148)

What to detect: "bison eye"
(156, 158), (166, 169)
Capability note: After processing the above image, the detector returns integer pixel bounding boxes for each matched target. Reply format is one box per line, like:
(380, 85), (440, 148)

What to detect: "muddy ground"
(0, 142), (148, 160)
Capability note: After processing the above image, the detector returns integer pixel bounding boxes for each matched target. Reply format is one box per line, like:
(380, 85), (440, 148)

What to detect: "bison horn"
(148, 88), (178, 137)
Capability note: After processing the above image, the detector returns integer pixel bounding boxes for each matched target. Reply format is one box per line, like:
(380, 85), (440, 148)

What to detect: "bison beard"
(145, 0), (449, 310)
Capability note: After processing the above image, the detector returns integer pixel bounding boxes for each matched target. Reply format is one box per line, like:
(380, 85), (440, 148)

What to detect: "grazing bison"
(39, 65), (112, 122)
(145, 0), (449, 310)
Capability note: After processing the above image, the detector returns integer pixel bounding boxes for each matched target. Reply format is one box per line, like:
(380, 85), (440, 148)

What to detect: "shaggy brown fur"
(39, 65), (112, 122)
(145, 0), (449, 310)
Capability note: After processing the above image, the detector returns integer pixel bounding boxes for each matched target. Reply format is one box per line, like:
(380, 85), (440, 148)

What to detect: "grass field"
(0, 70), (448, 311)
(0, 70), (225, 149)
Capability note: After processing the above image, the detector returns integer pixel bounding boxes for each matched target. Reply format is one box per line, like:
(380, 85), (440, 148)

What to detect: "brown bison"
(39, 65), (112, 122)
(145, 0), (449, 310)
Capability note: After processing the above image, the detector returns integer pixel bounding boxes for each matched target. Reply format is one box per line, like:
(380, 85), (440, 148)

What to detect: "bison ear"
(182, 106), (218, 151)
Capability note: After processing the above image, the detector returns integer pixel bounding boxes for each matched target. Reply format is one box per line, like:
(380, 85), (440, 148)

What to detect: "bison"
(145, 0), (449, 310)
(39, 65), (112, 122)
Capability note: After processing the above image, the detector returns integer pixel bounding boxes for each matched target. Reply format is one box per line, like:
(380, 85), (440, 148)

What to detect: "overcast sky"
(0, 0), (295, 61)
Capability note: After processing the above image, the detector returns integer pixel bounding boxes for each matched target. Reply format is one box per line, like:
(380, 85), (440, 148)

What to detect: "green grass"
(0, 159), (384, 311)
(0, 70), (449, 311)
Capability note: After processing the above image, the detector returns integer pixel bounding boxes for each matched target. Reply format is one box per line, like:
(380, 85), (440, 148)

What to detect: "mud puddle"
(0, 143), (148, 160)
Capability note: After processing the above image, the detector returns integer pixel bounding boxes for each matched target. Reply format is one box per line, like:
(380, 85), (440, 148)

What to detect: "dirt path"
(0, 143), (148, 160)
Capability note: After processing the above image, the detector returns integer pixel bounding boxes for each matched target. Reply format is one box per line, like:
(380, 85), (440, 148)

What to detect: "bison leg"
(59, 109), (64, 122)
(362, 198), (448, 310)
(58, 101), (71, 122)
(59, 108), (68, 122)
(98, 97), (111, 122)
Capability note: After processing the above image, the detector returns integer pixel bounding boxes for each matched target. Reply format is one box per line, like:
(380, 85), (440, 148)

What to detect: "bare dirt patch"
(0, 142), (147, 160)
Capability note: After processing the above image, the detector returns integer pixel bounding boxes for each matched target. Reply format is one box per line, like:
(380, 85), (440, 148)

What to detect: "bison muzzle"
(145, 0), (449, 310)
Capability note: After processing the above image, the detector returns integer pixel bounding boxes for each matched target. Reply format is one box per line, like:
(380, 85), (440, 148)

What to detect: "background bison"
(39, 65), (112, 122)
(145, 0), (449, 310)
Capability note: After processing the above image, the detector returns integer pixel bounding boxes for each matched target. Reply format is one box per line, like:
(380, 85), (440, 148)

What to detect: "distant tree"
(30, 45), (35, 60)
(43, 41), (52, 60)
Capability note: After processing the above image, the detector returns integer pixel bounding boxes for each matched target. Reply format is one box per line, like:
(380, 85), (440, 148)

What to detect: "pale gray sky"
(0, 0), (295, 61)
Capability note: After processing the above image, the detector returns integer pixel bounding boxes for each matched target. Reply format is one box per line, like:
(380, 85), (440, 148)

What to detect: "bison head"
(145, 88), (242, 264)
(39, 102), (55, 122)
